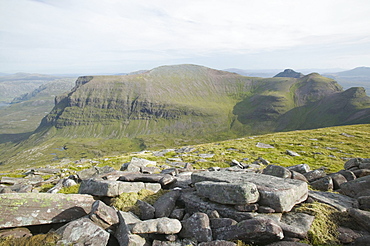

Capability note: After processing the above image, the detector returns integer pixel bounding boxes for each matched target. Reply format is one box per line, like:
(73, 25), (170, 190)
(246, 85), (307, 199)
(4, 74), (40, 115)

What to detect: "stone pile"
(1, 157), (370, 245)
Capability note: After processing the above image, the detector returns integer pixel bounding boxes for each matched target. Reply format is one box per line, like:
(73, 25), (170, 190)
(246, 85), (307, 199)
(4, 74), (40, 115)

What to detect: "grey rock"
(280, 212), (315, 239)
(286, 150), (300, 157)
(117, 211), (142, 233)
(265, 242), (311, 246)
(214, 217), (284, 244)
(77, 166), (115, 180)
(340, 175), (370, 198)
(115, 211), (146, 246)
(179, 212), (212, 242)
(89, 200), (119, 230)
(137, 200), (155, 220)
(303, 169), (327, 182)
(337, 226), (363, 244)
(118, 173), (177, 187)
(290, 171), (308, 182)
(121, 157), (157, 172)
(56, 217), (110, 246)
(287, 164), (311, 174)
(132, 217), (182, 234)
(0, 227), (32, 239)
(154, 190), (180, 218)
(192, 171), (308, 212)
(338, 169), (356, 182)
(198, 241), (237, 246)
(358, 196), (370, 210)
(180, 190), (257, 222)
(0, 176), (43, 185)
(348, 208), (370, 232)
(258, 206), (276, 213)
(199, 154), (215, 158)
(210, 218), (237, 229)
(170, 208), (185, 220)
(195, 181), (259, 205)
(0, 193), (95, 229)
(310, 176), (333, 191)
(263, 165), (292, 179)
(256, 142), (274, 148)
(353, 169), (370, 178)
(344, 158), (362, 170)
(141, 166), (161, 174)
(353, 235), (370, 246)
(234, 203), (259, 212)
(329, 173), (347, 190)
(309, 190), (358, 212)
(79, 179), (161, 197)
(231, 159), (243, 169)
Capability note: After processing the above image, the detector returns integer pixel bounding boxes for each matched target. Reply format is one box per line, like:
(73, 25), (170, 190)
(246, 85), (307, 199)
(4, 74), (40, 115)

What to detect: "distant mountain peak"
(274, 69), (304, 78)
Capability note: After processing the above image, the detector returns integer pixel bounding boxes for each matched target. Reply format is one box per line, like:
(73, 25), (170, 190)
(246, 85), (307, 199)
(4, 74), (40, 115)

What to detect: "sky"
(1, 0), (370, 74)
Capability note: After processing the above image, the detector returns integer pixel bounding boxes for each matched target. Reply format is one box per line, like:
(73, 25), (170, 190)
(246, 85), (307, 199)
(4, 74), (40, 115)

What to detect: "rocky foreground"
(1, 153), (370, 245)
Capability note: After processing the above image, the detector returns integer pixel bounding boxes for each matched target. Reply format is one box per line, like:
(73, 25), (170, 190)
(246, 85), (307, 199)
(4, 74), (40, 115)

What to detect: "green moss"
(0, 233), (60, 246)
(111, 189), (168, 216)
(296, 202), (341, 245)
(58, 184), (80, 194)
(39, 183), (55, 192)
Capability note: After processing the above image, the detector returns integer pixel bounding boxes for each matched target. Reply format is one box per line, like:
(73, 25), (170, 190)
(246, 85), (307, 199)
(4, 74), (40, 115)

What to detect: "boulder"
(358, 196), (370, 210)
(89, 200), (119, 230)
(118, 173), (177, 187)
(210, 218), (237, 229)
(348, 208), (370, 232)
(153, 190), (180, 218)
(279, 212), (315, 239)
(286, 150), (300, 157)
(338, 170), (356, 182)
(192, 171), (308, 212)
(287, 164), (310, 174)
(195, 181), (259, 205)
(170, 208), (185, 220)
(115, 211), (146, 246)
(179, 212), (212, 242)
(55, 217), (110, 246)
(303, 169), (326, 182)
(337, 226), (363, 244)
(198, 241), (237, 246)
(121, 157), (157, 172)
(353, 169), (370, 178)
(117, 211), (142, 233)
(137, 199), (155, 220)
(263, 165), (292, 179)
(290, 171), (308, 182)
(0, 227), (32, 239)
(265, 242), (311, 246)
(234, 203), (259, 212)
(79, 179), (161, 197)
(132, 217), (182, 234)
(0, 193), (95, 229)
(309, 190), (358, 212)
(328, 173), (347, 190)
(256, 142), (275, 148)
(214, 217), (284, 244)
(77, 165), (115, 180)
(310, 176), (333, 191)
(340, 175), (370, 198)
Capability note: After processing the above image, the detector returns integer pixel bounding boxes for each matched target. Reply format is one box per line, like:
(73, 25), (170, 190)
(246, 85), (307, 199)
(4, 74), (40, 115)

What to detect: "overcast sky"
(1, 0), (370, 74)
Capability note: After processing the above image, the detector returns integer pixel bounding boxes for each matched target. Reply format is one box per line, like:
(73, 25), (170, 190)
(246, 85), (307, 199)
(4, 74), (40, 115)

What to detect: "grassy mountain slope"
(1, 64), (370, 168)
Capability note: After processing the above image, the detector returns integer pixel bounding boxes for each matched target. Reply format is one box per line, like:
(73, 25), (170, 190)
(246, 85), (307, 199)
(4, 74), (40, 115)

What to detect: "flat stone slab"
(195, 181), (259, 205)
(0, 193), (95, 229)
(308, 190), (358, 212)
(192, 171), (308, 212)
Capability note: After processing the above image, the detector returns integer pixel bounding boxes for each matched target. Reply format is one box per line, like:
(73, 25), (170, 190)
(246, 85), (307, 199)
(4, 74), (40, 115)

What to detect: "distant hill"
(324, 67), (370, 95)
(273, 69), (304, 78)
(2, 64), (370, 167)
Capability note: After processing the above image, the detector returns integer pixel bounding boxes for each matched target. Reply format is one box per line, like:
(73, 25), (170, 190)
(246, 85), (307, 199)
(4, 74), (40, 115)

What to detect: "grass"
(0, 233), (60, 246)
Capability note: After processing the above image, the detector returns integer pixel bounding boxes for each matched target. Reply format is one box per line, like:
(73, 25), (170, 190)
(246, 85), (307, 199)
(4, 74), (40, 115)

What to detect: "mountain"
(273, 69), (304, 78)
(1, 64), (370, 168)
(324, 67), (370, 95)
(224, 68), (280, 77)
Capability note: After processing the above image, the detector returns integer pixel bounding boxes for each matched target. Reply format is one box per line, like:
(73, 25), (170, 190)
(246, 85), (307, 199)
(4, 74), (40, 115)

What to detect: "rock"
(287, 164), (311, 174)
(115, 211), (146, 246)
(310, 176), (333, 191)
(231, 159), (243, 169)
(132, 217), (182, 234)
(195, 181), (259, 205)
(170, 208), (185, 220)
(89, 200), (119, 230)
(77, 165), (116, 180)
(192, 171), (308, 212)
(353, 235), (370, 246)
(79, 179), (161, 197)
(258, 206), (276, 213)
(348, 208), (370, 232)
(56, 217), (110, 246)
(0, 176), (43, 185)
(118, 173), (177, 187)
(344, 158), (370, 170)
(337, 226), (363, 244)
(0, 227), (32, 239)
(198, 241), (237, 246)
(214, 217), (284, 244)
(340, 175), (370, 198)
(309, 190), (358, 212)
(338, 169), (356, 182)
(254, 157), (270, 165)
(303, 169), (326, 182)
(121, 157), (157, 172)
(0, 193), (95, 229)
(290, 171), (308, 182)
(353, 169), (370, 178)
(136, 200), (154, 220)
(117, 211), (142, 232)
(358, 196), (370, 210)
(180, 190), (257, 222)
(265, 242), (311, 246)
(328, 173), (347, 190)
(286, 150), (300, 157)
(279, 212), (315, 239)
(210, 218), (237, 229)
(263, 165), (292, 179)
(234, 203), (259, 212)
(199, 154), (215, 158)
(256, 142), (274, 148)
(179, 212), (212, 242)
(153, 190), (180, 218)
(141, 166), (161, 174)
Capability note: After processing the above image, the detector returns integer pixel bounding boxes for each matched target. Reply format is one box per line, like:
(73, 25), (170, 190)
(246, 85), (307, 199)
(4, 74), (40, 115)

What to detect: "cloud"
(1, 0), (370, 73)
